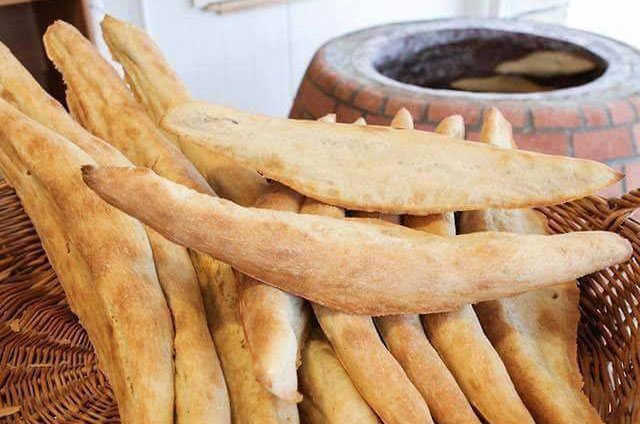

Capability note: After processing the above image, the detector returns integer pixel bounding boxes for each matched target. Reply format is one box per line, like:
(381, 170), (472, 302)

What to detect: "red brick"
(427, 100), (481, 126)
(353, 88), (386, 113)
(466, 130), (482, 142)
(384, 95), (424, 122)
(494, 105), (527, 128)
(513, 132), (569, 156)
(625, 160), (640, 190)
(415, 123), (436, 133)
(289, 103), (304, 119)
(298, 79), (336, 119)
(607, 100), (635, 125)
(336, 103), (363, 123)
(307, 57), (324, 84)
(573, 127), (633, 161)
(334, 80), (359, 102)
(314, 68), (339, 92)
(581, 105), (609, 127)
(598, 165), (624, 198)
(532, 107), (581, 128)
(363, 114), (391, 126)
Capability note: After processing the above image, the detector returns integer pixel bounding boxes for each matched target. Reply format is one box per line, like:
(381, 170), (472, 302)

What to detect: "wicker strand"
(0, 182), (117, 423)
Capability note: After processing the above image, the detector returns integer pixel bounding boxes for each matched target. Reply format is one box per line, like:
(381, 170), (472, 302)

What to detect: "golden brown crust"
(100, 15), (268, 206)
(38, 24), (232, 423)
(0, 42), (130, 168)
(459, 107), (603, 424)
(298, 328), (381, 424)
(161, 100), (622, 214)
(375, 111), (481, 424)
(299, 115), (433, 422)
(100, 15), (191, 124)
(422, 308), (535, 424)
(421, 111), (535, 423)
(43, 21), (213, 196)
(191, 253), (299, 424)
(146, 230), (231, 423)
(48, 21), (293, 419)
(450, 75), (550, 93)
(0, 98), (174, 424)
(238, 183), (310, 402)
(82, 165), (631, 315)
(495, 50), (596, 77)
(376, 315), (481, 424)
(312, 305), (433, 424)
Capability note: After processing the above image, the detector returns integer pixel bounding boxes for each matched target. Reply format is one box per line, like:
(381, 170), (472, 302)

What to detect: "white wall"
(566, 0), (640, 48)
(94, 0), (577, 116)
(95, 0), (465, 116)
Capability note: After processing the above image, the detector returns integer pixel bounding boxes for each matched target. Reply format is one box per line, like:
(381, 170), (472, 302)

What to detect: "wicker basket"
(0, 179), (638, 423)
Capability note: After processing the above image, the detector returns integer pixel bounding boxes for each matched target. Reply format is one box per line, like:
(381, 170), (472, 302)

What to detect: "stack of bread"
(0, 17), (630, 424)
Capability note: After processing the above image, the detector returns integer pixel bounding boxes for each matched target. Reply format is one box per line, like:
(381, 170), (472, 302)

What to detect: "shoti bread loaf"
(82, 163), (630, 315)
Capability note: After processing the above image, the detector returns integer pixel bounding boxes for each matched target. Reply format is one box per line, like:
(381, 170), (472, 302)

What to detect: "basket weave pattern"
(0, 180), (639, 423)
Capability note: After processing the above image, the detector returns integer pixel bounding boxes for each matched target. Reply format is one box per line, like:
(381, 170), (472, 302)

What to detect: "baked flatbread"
(496, 50), (596, 77)
(451, 75), (550, 93)
(238, 183), (310, 402)
(82, 164), (631, 316)
(298, 327), (381, 424)
(161, 100), (621, 214)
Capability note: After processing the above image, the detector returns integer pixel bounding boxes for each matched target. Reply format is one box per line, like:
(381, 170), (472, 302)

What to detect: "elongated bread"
(0, 97), (174, 424)
(496, 50), (596, 77)
(238, 182), (310, 401)
(375, 110), (481, 424)
(459, 108), (604, 423)
(193, 253), (299, 424)
(301, 112), (433, 424)
(421, 112), (536, 423)
(161, 100), (621, 214)
(312, 304), (432, 423)
(42, 21), (295, 424)
(298, 327), (381, 424)
(0, 42), (130, 167)
(40, 23), (231, 423)
(43, 21), (212, 196)
(82, 164), (631, 315)
(144, 229), (231, 423)
(100, 14), (267, 206)
(450, 75), (550, 93)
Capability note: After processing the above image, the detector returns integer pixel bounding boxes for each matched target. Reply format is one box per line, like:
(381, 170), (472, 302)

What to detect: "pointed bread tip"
(390, 107), (413, 129)
(353, 116), (367, 126)
(318, 113), (336, 123)
(435, 115), (465, 139)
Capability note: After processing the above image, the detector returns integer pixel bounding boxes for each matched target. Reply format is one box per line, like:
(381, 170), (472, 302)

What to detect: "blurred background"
(1, 0), (638, 116)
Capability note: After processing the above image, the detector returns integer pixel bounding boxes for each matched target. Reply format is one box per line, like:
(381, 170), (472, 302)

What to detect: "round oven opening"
(374, 28), (608, 94)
